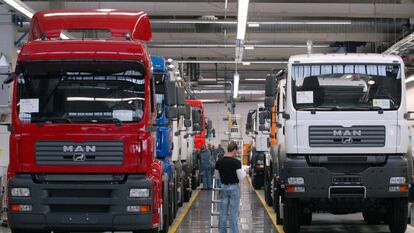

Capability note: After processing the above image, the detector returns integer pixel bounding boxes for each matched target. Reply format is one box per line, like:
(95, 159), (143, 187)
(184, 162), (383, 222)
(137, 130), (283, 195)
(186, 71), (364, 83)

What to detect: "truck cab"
(7, 9), (172, 233)
(246, 104), (270, 190)
(265, 53), (413, 233)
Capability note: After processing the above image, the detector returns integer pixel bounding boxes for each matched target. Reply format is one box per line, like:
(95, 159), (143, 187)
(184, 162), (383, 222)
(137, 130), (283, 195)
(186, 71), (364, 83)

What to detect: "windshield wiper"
(297, 106), (340, 113)
(75, 117), (122, 127)
(31, 116), (73, 125)
(343, 106), (384, 114)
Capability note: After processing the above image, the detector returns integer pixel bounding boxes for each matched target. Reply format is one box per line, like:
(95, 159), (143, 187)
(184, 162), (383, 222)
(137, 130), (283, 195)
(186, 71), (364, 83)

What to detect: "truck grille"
(36, 141), (124, 165)
(309, 126), (385, 147)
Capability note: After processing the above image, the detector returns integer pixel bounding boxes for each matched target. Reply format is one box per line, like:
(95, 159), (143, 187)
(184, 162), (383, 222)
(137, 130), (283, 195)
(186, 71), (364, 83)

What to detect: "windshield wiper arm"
(31, 116), (73, 125)
(297, 106), (339, 113)
(75, 117), (122, 127)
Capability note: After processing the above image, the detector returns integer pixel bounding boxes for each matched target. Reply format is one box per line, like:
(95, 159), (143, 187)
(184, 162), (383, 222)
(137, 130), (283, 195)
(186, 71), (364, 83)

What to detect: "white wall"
(203, 102), (260, 146)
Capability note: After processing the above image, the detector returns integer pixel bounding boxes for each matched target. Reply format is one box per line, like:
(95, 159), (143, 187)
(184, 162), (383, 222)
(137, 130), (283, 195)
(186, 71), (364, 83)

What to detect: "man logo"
(333, 130), (362, 137)
(341, 137), (353, 144)
(73, 153), (86, 162)
(63, 145), (96, 153)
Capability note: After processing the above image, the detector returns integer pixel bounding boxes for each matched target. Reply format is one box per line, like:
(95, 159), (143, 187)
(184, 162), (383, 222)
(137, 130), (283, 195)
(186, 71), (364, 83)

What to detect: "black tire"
(273, 186), (282, 225)
(184, 177), (191, 202)
(389, 198), (408, 233)
(161, 179), (169, 233)
(252, 174), (262, 190)
(191, 172), (197, 190)
(263, 164), (272, 205)
(283, 198), (301, 233)
(362, 211), (381, 225)
(168, 184), (174, 225)
(301, 211), (312, 226)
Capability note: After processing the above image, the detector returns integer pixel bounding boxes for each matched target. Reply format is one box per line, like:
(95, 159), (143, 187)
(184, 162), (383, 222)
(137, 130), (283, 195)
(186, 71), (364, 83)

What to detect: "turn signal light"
(10, 204), (32, 212)
(389, 185), (409, 192)
(285, 185), (305, 193)
(126, 205), (151, 213)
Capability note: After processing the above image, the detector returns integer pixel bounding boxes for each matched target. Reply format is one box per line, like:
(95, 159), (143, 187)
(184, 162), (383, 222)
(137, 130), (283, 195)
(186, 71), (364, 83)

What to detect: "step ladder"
(210, 176), (221, 232)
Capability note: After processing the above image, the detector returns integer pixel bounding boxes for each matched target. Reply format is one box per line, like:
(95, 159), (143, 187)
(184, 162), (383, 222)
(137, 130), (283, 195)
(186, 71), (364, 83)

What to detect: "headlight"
(11, 188), (30, 197)
(129, 188), (150, 198)
(287, 177), (304, 185)
(390, 177), (406, 184)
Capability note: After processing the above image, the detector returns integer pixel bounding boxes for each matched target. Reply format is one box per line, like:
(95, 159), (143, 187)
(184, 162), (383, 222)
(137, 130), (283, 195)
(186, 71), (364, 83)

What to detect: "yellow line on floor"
(168, 189), (201, 233)
(248, 177), (285, 233)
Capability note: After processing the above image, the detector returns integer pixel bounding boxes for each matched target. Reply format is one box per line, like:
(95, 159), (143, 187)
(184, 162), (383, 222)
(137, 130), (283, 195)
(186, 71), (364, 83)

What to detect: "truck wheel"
(362, 211), (380, 225)
(252, 174), (261, 190)
(283, 199), (301, 233)
(191, 173), (197, 190)
(389, 198), (408, 233)
(184, 178), (192, 202)
(168, 185), (174, 225)
(273, 187), (282, 225)
(263, 165), (272, 205)
(301, 211), (312, 226)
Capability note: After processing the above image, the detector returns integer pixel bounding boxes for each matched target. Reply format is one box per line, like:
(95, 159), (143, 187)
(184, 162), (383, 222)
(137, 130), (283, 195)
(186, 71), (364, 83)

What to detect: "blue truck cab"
(151, 55), (178, 224)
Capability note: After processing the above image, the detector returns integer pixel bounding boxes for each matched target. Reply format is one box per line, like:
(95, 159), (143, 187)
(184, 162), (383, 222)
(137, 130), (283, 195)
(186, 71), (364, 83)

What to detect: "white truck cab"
(265, 53), (413, 233)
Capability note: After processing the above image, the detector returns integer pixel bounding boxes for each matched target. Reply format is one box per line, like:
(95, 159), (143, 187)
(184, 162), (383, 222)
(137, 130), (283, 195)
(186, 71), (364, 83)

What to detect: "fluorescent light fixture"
(236, 0), (250, 40)
(244, 46), (254, 50)
(242, 62), (251, 66)
(248, 23), (260, 27)
(247, 20), (351, 25)
(233, 73), (240, 98)
(1, 0), (34, 18)
(245, 78), (266, 81)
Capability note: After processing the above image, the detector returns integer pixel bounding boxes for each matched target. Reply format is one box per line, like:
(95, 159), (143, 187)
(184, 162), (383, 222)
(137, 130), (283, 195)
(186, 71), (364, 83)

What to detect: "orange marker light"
(10, 204), (20, 212)
(399, 185), (409, 192)
(139, 205), (151, 213)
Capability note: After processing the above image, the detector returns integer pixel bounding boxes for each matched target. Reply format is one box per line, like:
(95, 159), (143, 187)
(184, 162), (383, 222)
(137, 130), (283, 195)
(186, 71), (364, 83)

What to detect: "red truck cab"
(185, 99), (206, 150)
(7, 9), (165, 233)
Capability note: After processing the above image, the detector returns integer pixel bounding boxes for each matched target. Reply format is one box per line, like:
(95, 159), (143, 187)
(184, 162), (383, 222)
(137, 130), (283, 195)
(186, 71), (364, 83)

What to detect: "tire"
(388, 198), (408, 233)
(184, 177), (191, 202)
(168, 184), (174, 225)
(263, 165), (272, 205)
(283, 198), (301, 233)
(161, 179), (169, 233)
(362, 211), (380, 225)
(273, 186), (283, 225)
(301, 211), (312, 226)
(191, 172), (197, 190)
(252, 174), (262, 190)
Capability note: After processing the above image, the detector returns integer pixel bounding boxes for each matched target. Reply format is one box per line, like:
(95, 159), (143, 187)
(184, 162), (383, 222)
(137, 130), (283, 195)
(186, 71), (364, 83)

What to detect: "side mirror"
(176, 87), (185, 106)
(3, 73), (14, 84)
(164, 81), (177, 106)
(167, 106), (178, 119)
(184, 105), (191, 120)
(207, 119), (212, 130)
(259, 111), (268, 124)
(184, 119), (192, 127)
(264, 96), (274, 109)
(265, 75), (277, 97)
(212, 128), (216, 138)
(192, 109), (201, 125)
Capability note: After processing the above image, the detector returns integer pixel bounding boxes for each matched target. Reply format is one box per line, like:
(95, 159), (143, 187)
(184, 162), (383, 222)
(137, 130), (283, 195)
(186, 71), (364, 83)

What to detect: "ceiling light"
(236, 0), (250, 40)
(242, 62), (251, 66)
(248, 23), (260, 27)
(1, 0), (34, 18)
(233, 73), (240, 99)
(244, 46), (254, 50)
(245, 78), (266, 81)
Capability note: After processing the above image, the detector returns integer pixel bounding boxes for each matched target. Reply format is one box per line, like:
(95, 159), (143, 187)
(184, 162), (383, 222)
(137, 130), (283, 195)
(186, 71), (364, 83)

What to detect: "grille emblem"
(73, 153), (86, 162)
(341, 137), (353, 144)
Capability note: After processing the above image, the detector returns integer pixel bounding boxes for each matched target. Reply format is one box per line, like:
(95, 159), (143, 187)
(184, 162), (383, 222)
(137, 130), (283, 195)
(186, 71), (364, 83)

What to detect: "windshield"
(291, 63), (401, 111)
(154, 74), (165, 119)
(17, 60), (146, 123)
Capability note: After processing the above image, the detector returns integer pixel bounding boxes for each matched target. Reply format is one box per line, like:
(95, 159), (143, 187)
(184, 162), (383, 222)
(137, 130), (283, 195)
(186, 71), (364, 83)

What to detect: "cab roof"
(289, 53), (403, 64)
(18, 40), (148, 61)
(29, 9), (151, 41)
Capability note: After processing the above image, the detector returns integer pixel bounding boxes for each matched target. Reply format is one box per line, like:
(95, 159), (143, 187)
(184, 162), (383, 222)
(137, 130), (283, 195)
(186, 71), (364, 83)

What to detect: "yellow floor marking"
(248, 177), (285, 233)
(168, 189), (201, 233)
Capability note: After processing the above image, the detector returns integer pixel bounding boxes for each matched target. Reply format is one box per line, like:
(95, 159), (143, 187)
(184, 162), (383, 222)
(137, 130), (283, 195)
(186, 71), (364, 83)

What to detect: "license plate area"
(61, 215), (98, 224)
(328, 186), (366, 199)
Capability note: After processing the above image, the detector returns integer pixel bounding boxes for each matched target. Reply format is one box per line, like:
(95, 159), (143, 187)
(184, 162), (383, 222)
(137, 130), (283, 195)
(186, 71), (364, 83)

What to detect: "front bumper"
(282, 155), (410, 199)
(8, 174), (154, 232)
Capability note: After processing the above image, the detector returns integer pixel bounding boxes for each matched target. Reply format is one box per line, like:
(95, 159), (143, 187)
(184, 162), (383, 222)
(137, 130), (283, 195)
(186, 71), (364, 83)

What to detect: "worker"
(216, 144), (225, 160)
(200, 145), (213, 190)
(215, 141), (246, 233)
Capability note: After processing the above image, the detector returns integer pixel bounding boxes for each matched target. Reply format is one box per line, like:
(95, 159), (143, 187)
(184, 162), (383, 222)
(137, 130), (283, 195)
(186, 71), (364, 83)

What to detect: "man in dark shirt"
(215, 141), (246, 233)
